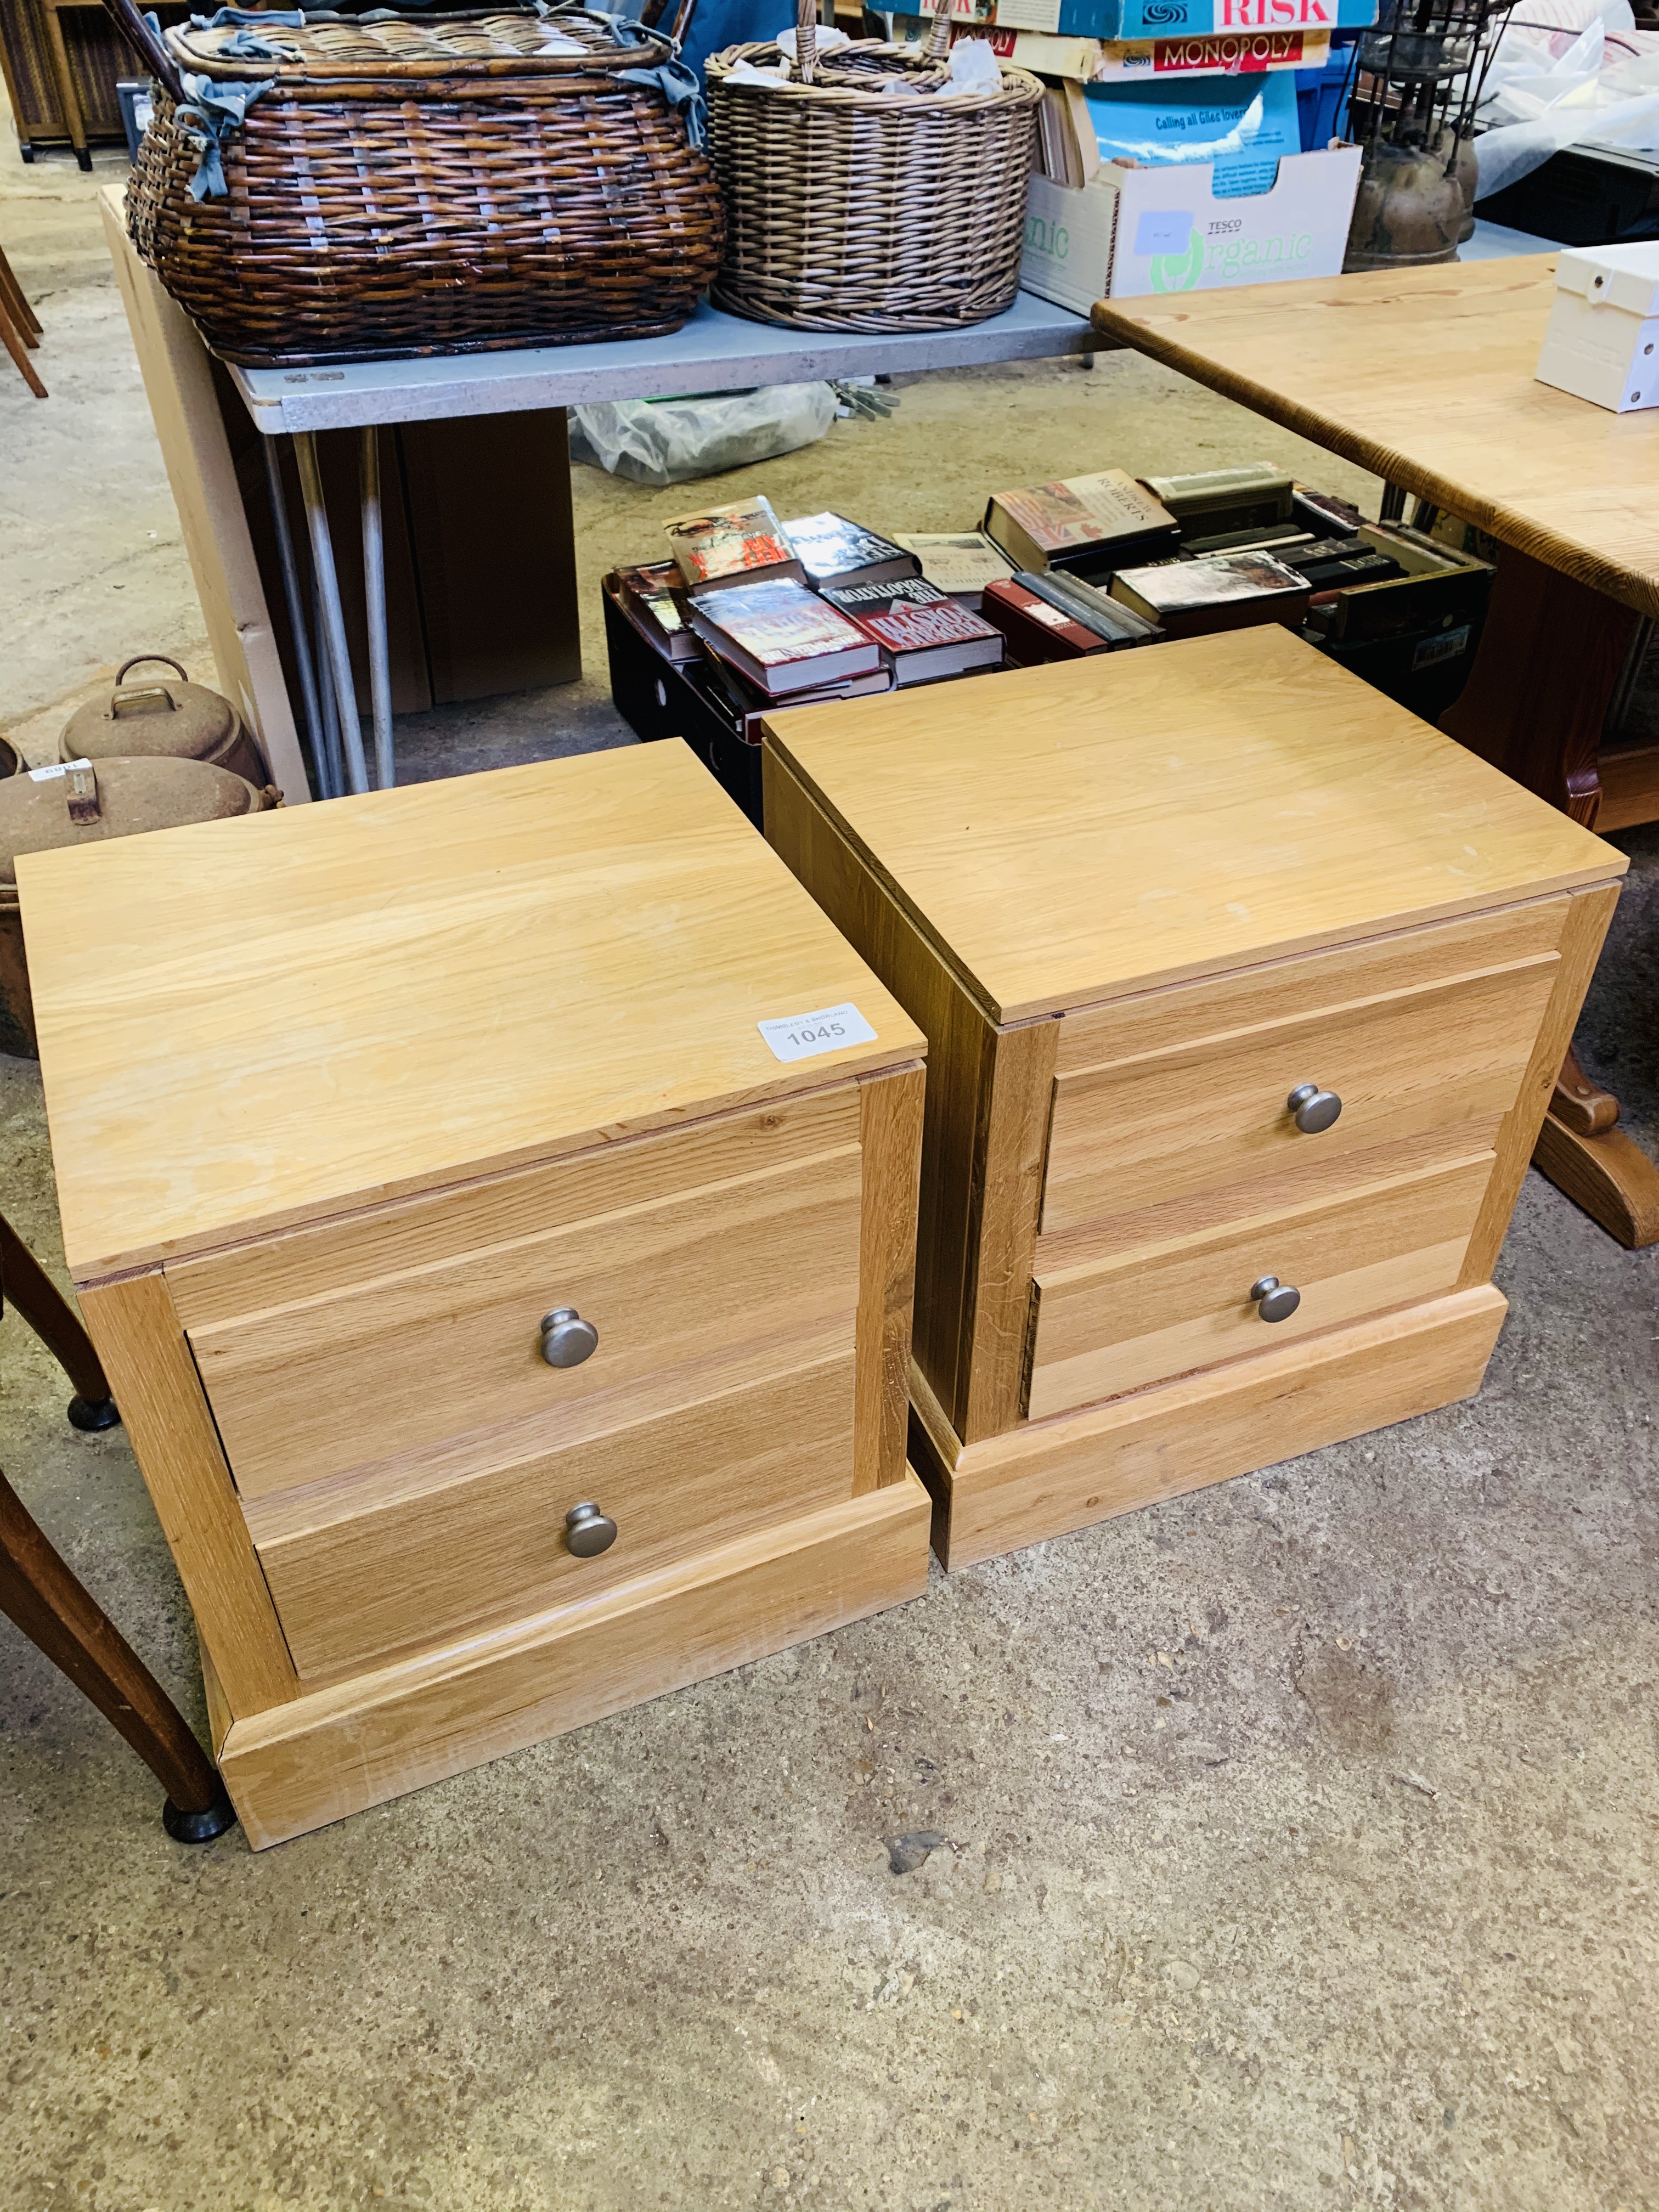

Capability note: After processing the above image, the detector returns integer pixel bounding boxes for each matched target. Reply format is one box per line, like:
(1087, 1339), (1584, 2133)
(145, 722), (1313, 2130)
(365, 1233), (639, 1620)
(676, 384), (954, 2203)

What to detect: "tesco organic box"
(1020, 144), (1362, 309)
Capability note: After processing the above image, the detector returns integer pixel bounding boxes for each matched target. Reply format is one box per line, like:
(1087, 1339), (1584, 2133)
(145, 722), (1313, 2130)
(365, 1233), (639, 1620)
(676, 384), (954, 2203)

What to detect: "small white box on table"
(1535, 242), (1659, 414)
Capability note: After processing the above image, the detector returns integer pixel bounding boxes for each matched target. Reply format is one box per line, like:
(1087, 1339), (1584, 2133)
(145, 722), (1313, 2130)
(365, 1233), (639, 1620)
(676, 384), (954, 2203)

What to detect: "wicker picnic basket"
(704, 0), (1041, 334)
(103, 0), (723, 366)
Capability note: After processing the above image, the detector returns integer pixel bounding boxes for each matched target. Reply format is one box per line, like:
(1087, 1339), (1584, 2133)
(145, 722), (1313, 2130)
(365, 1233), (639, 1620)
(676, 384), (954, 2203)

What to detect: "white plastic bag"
(569, 382), (839, 486)
(1475, 0), (1659, 198)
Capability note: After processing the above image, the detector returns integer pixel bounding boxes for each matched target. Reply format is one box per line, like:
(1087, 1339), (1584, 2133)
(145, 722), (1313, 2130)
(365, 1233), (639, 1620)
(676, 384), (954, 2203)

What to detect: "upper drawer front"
(187, 1140), (864, 1499)
(1029, 1152), (1491, 1420)
(1042, 908), (1564, 1246)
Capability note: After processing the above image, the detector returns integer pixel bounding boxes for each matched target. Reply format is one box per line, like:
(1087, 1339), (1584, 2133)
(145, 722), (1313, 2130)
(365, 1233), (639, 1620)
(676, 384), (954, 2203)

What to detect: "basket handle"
(795, 0), (816, 84)
(923, 0), (952, 62)
(97, 0), (185, 101)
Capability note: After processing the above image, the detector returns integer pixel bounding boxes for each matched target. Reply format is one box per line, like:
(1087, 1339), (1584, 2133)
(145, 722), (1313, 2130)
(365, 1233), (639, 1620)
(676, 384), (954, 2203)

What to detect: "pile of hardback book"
(603, 461), (1492, 825)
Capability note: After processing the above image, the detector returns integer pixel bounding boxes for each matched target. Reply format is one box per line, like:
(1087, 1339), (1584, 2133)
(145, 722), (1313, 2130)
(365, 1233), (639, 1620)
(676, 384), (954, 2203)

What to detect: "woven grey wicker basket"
(705, 1), (1042, 334)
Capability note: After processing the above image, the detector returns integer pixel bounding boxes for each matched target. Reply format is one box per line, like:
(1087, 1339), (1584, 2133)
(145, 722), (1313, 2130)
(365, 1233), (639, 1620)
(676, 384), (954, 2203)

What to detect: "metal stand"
(293, 431), (371, 795)
(311, 576), (346, 801)
(360, 427), (396, 791)
(260, 439), (329, 798)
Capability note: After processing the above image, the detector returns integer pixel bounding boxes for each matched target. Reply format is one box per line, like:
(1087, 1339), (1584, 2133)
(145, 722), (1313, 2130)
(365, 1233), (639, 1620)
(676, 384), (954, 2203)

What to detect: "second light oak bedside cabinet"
(760, 628), (1624, 1569)
(20, 745), (931, 1846)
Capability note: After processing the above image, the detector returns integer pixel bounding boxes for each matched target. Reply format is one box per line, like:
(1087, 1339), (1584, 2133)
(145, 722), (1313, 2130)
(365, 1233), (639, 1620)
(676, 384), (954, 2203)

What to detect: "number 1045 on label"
(758, 1002), (878, 1065)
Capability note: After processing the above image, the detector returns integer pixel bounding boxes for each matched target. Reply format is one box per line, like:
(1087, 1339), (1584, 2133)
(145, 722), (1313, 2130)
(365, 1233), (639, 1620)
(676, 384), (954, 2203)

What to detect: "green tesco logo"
(1150, 227), (1314, 293)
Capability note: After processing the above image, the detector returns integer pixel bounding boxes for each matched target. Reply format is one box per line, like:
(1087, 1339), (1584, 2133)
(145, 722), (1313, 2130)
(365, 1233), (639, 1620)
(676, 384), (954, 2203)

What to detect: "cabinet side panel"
(765, 746), (992, 1434)
(961, 1017), (1058, 1445)
(1459, 881), (1621, 1285)
(856, 1064), (926, 1492)
(77, 1272), (300, 1718)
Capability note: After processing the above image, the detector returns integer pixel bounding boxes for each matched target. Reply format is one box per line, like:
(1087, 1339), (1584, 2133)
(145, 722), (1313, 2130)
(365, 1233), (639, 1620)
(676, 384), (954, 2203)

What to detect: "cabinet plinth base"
(218, 1472), (932, 1849)
(909, 1289), (1507, 1571)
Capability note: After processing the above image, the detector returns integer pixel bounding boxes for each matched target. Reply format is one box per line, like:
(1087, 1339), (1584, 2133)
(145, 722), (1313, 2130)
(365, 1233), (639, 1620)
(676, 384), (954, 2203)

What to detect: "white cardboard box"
(1020, 145), (1363, 311)
(1535, 242), (1659, 414)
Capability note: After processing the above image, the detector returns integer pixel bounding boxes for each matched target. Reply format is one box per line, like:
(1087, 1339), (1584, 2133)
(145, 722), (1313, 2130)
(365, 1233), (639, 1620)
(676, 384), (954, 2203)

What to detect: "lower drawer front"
(247, 1353), (856, 1678)
(190, 1142), (862, 1499)
(1028, 1153), (1492, 1420)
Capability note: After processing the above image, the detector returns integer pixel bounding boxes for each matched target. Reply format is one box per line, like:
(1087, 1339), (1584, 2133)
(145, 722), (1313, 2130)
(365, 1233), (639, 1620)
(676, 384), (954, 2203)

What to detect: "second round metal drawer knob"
(540, 1306), (599, 1368)
(565, 1502), (618, 1558)
(1287, 1082), (1342, 1135)
(1250, 1275), (1301, 1323)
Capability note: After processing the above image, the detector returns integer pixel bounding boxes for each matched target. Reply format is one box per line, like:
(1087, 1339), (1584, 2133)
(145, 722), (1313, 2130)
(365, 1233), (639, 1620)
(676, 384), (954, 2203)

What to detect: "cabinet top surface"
(19, 745), (922, 1280)
(763, 627), (1622, 1024)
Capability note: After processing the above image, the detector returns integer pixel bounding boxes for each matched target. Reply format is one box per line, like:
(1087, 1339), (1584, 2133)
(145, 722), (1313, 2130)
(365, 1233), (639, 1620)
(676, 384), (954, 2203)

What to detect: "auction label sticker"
(758, 1002), (877, 1064)
(28, 758), (91, 782)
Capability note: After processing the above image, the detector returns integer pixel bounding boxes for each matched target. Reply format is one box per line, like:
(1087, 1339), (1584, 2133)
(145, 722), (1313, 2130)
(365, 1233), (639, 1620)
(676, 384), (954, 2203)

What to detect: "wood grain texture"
(220, 1471), (934, 1848)
(1462, 883), (1626, 1279)
(21, 742), (922, 1281)
(1028, 1152), (1491, 1418)
(190, 1143), (863, 1502)
(960, 1017), (1057, 1445)
(912, 1288), (1506, 1570)
(1051, 900), (1566, 1076)
(1532, 1114), (1659, 1249)
(1042, 950), (1556, 1241)
(1091, 257), (1659, 618)
(166, 1086), (861, 1328)
(1440, 546), (1641, 820)
(1598, 743), (1659, 832)
(855, 1064), (926, 1493)
(98, 188), (308, 803)
(251, 1353), (858, 1679)
(76, 1272), (298, 1717)
(761, 627), (1620, 1024)
(763, 743), (998, 1436)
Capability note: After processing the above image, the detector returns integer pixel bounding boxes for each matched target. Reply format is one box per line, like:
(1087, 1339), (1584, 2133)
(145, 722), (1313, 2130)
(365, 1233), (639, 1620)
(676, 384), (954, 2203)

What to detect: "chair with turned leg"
(1, 1213), (235, 1841)
(0, 243), (47, 398)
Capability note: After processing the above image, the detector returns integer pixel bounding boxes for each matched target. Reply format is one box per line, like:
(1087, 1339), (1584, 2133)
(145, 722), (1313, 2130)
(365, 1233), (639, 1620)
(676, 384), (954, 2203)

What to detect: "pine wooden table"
(763, 631), (1623, 1566)
(20, 744), (932, 1846)
(1092, 256), (1659, 1247)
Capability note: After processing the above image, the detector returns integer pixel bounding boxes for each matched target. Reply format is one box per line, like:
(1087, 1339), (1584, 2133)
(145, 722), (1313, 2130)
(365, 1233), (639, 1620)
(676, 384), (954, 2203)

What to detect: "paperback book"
(664, 496), (804, 594)
(1109, 550), (1312, 637)
(888, 531), (1018, 609)
(819, 577), (1006, 685)
(688, 578), (882, 696)
(780, 512), (921, 591)
(616, 561), (700, 663)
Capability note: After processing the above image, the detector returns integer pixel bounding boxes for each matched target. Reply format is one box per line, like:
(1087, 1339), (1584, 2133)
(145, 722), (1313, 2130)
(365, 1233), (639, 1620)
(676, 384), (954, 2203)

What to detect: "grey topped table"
(230, 291), (1095, 435)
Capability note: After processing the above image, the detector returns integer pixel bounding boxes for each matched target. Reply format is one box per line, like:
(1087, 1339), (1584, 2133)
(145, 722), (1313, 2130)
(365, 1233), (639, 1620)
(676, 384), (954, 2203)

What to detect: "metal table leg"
(260, 439), (329, 799)
(360, 428), (395, 792)
(292, 431), (371, 796)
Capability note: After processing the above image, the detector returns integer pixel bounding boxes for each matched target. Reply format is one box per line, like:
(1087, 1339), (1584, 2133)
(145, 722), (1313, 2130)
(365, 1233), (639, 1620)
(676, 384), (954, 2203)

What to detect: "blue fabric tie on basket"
(614, 58), (706, 147)
(174, 72), (275, 199)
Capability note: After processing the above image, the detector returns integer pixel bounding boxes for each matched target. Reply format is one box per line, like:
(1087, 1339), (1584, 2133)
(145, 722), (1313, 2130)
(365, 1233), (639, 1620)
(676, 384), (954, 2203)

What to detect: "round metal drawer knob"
(540, 1306), (598, 1368)
(1287, 1083), (1342, 1135)
(565, 1502), (618, 1558)
(1251, 1275), (1302, 1323)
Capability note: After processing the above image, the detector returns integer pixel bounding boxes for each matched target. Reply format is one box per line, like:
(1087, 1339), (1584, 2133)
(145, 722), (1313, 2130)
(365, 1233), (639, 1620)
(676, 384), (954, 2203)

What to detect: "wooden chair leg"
(0, 1469), (236, 1838)
(0, 246), (43, 340)
(0, 298), (47, 399)
(0, 1215), (117, 1425)
(40, 1), (93, 172)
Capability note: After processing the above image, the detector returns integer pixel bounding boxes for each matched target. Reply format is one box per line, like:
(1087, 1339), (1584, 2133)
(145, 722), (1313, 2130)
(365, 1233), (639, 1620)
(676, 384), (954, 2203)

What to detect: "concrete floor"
(3, 151), (1657, 2212)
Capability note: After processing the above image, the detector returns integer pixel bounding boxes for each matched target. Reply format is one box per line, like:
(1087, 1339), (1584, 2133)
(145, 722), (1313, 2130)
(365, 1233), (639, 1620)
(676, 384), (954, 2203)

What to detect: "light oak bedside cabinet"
(760, 628), (1625, 1570)
(19, 746), (931, 1847)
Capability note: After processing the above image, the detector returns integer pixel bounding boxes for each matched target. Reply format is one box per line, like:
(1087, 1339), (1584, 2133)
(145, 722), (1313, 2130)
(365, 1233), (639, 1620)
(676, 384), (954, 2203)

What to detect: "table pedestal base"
(1441, 545), (1658, 1248)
